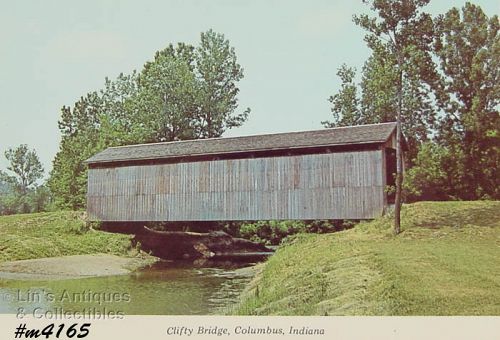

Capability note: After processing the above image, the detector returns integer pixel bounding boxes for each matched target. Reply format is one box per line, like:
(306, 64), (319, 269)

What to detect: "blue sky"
(0, 0), (498, 176)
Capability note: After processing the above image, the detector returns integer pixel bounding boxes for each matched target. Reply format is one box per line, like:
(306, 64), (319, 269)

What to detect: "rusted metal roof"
(85, 122), (397, 165)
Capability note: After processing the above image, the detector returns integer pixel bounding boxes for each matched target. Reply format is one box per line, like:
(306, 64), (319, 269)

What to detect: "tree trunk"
(394, 54), (403, 235)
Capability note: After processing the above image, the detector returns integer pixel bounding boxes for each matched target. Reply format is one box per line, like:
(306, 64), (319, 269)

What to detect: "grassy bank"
(0, 211), (135, 262)
(232, 201), (500, 315)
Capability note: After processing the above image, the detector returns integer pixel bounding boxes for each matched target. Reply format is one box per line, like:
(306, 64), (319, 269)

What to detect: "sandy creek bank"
(0, 254), (158, 280)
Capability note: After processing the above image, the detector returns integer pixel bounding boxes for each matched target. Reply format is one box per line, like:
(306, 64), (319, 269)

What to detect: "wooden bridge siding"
(87, 150), (385, 221)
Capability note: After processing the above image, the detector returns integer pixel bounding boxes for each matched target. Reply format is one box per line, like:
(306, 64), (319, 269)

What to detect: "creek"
(0, 260), (256, 315)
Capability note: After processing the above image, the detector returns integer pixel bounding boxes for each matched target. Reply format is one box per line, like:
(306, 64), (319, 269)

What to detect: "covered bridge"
(85, 122), (402, 222)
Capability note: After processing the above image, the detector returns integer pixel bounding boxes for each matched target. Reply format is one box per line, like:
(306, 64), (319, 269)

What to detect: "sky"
(0, 0), (498, 178)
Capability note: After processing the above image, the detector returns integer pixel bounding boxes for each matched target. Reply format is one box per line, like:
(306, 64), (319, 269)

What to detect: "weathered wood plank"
(87, 150), (386, 221)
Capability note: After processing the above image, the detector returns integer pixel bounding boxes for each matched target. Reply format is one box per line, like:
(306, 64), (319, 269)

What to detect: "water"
(0, 261), (255, 315)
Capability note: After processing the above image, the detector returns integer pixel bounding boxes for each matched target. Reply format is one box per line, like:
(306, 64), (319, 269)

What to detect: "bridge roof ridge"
(85, 122), (398, 165)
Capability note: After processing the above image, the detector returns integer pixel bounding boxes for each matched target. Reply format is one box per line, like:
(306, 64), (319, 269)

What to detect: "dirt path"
(0, 254), (158, 280)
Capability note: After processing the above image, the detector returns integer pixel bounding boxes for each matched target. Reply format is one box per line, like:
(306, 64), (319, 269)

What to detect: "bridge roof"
(85, 122), (398, 165)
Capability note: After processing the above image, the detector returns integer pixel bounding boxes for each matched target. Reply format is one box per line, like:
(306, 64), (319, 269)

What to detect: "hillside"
(231, 201), (500, 315)
(0, 211), (135, 262)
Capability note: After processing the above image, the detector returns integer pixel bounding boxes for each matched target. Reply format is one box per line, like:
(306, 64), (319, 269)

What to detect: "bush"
(0, 184), (53, 215)
(233, 220), (354, 245)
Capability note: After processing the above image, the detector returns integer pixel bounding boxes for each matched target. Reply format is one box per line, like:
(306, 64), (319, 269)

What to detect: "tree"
(48, 91), (106, 209)
(133, 52), (200, 142)
(194, 29), (250, 138)
(0, 145), (45, 214)
(2, 145), (44, 194)
(99, 71), (140, 146)
(322, 64), (361, 127)
(133, 30), (250, 141)
(326, 0), (436, 234)
(324, 26), (436, 164)
(131, 30), (250, 142)
(433, 2), (499, 199)
(0, 177), (16, 215)
(359, 43), (436, 161)
(49, 30), (250, 209)
(326, 2), (498, 204)
(404, 142), (454, 201)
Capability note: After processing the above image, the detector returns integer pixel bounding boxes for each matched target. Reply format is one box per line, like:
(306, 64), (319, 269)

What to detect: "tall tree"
(99, 71), (140, 146)
(322, 64), (361, 127)
(49, 72), (141, 209)
(131, 31), (250, 142)
(359, 43), (435, 161)
(1, 145), (44, 195)
(325, 2), (498, 203)
(194, 29), (250, 138)
(49, 30), (250, 209)
(353, 0), (435, 234)
(0, 145), (45, 214)
(433, 2), (499, 199)
(133, 53), (199, 142)
(324, 29), (436, 164)
(48, 91), (105, 209)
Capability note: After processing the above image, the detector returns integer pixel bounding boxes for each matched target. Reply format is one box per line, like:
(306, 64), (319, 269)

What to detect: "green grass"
(0, 211), (135, 262)
(231, 201), (500, 315)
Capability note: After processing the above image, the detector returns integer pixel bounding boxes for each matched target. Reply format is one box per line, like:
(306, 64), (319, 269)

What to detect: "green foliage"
(432, 3), (499, 199)
(322, 64), (361, 127)
(239, 220), (307, 245)
(133, 29), (250, 141)
(0, 145), (50, 215)
(48, 134), (97, 210)
(134, 54), (199, 142)
(2, 144), (44, 194)
(325, 1), (499, 200)
(0, 190), (20, 215)
(0, 185), (53, 216)
(404, 142), (463, 201)
(48, 89), (107, 210)
(195, 29), (250, 138)
(225, 220), (350, 245)
(49, 30), (250, 209)
(325, 1), (436, 163)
